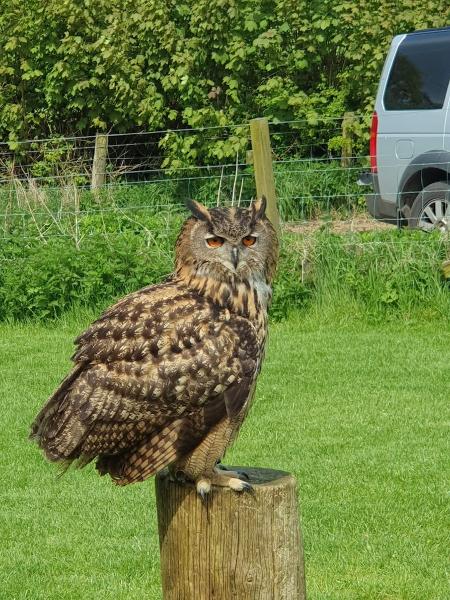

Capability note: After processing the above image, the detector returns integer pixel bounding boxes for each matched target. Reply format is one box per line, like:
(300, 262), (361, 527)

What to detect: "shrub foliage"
(1, 1), (448, 159)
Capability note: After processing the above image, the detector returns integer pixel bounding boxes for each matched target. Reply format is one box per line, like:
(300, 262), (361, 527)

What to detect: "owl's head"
(175, 198), (279, 284)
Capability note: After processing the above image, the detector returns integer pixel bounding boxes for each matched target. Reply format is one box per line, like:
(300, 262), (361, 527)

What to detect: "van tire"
(409, 182), (450, 232)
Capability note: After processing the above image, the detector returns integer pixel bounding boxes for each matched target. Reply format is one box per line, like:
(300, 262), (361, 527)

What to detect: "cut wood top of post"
(156, 464), (305, 599)
(157, 466), (295, 491)
(227, 466), (295, 488)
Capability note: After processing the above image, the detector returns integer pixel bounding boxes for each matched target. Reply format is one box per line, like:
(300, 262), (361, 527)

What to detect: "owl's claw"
(195, 468), (254, 497)
(196, 478), (211, 502)
(228, 478), (254, 493)
(214, 464), (250, 481)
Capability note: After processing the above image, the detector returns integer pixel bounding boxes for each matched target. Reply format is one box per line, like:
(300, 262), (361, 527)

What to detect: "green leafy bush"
(0, 210), (180, 320)
(270, 237), (311, 320)
(1, 1), (448, 161)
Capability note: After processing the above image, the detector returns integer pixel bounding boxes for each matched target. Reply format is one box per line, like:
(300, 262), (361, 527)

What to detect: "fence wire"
(0, 116), (449, 251)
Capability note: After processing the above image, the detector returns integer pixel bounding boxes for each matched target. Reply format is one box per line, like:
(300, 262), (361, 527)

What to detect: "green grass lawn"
(0, 318), (448, 599)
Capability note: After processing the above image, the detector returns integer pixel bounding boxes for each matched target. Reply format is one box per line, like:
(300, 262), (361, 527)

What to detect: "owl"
(30, 197), (279, 497)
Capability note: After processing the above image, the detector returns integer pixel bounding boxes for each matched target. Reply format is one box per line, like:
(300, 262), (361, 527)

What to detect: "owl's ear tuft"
(185, 199), (212, 222)
(250, 196), (267, 223)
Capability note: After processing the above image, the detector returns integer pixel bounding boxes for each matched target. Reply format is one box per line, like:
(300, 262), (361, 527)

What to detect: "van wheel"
(409, 182), (450, 232)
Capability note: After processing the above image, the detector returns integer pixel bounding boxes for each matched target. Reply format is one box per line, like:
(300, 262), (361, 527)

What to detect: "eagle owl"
(30, 198), (278, 496)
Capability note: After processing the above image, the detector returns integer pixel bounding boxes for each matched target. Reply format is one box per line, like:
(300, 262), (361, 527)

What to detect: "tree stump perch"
(156, 466), (306, 600)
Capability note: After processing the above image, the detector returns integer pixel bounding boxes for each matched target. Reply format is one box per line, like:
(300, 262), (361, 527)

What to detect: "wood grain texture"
(156, 466), (306, 600)
(91, 132), (108, 189)
(250, 118), (280, 235)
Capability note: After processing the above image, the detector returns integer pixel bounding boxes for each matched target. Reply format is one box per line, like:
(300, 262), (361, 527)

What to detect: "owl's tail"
(29, 364), (85, 462)
(96, 418), (187, 485)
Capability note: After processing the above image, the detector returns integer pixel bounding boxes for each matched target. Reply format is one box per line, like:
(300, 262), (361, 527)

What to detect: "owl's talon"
(227, 477), (253, 493)
(242, 481), (255, 494)
(216, 464), (250, 481)
(196, 478), (211, 501)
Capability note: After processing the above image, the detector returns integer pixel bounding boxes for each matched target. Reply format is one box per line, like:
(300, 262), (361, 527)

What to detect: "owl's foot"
(215, 463), (250, 481)
(196, 467), (253, 499)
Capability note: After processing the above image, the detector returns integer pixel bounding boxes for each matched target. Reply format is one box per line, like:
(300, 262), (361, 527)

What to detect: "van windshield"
(384, 30), (450, 110)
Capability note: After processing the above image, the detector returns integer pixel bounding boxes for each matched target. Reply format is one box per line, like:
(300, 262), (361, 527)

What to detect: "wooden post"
(156, 466), (306, 600)
(250, 118), (280, 234)
(91, 132), (108, 190)
(442, 259), (450, 279)
(341, 112), (355, 168)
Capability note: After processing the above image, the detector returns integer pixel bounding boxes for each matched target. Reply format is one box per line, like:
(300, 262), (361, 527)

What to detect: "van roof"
(405, 26), (450, 37)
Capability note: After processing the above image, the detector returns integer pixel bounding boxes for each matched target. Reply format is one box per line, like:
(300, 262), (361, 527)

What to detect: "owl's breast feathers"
(30, 276), (268, 484)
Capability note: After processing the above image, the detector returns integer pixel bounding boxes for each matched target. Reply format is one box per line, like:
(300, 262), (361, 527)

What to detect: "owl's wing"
(31, 283), (259, 481)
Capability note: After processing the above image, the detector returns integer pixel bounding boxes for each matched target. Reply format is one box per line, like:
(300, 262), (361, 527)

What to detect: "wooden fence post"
(442, 259), (450, 279)
(250, 118), (280, 235)
(341, 112), (355, 168)
(91, 132), (108, 190)
(156, 466), (306, 600)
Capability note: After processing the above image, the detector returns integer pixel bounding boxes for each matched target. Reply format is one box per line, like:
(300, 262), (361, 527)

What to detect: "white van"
(365, 27), (450, 231)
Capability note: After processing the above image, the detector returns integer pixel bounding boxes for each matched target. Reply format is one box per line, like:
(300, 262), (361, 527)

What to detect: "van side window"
(384, 31), (450, 110)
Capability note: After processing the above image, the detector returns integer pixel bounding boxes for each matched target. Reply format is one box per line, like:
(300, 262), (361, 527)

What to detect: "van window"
(384, 30), (450, 110)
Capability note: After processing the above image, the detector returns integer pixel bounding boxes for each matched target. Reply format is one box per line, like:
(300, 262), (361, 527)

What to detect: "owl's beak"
(231, 247), (239, 269)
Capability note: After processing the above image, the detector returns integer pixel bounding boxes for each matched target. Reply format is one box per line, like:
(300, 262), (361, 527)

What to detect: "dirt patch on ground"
(284, 215), (393, 235)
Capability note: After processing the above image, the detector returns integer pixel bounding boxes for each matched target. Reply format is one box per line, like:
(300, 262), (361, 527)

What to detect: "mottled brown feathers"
(30, 202), (278, 487)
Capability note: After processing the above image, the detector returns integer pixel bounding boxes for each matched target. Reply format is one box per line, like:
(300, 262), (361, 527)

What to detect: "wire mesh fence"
(1, 116), (448, 326)
(0, 115), (449, 248)
(0, 116), (368, 241)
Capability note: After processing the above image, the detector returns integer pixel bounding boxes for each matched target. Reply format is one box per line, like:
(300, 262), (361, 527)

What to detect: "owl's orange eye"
(206, 236), (224, 248)
(242, 235), (257, 247)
